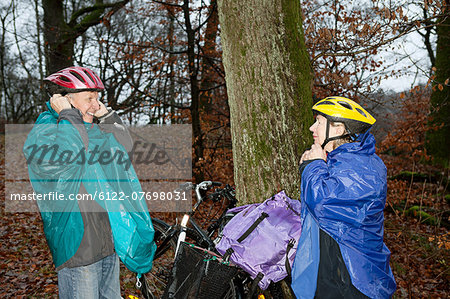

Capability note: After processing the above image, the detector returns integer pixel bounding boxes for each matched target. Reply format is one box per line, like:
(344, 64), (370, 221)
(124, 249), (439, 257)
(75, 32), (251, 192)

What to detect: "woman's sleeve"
(300, 159), (383, 226)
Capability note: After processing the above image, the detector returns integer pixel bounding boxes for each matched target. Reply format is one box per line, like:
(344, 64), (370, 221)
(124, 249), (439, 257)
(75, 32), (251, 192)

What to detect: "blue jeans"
(57, 253), (121, 299)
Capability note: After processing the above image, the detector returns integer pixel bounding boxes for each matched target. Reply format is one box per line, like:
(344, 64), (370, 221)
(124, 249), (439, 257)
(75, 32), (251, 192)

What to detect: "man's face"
(68, 91), (100, 123)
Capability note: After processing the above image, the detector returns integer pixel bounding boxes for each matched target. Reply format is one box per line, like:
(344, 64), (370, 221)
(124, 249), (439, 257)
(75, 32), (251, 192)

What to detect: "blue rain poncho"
(291, 132), (396, 299)
(23, 103), (156, 274)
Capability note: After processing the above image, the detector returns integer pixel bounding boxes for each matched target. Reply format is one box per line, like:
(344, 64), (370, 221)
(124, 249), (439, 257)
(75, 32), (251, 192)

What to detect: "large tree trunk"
(42, 0), (78, 73)
(426, 1), (450, 167)
(217, 0), (313, 203)
(42, 0), (130, 74)
(427, 0), (450, 167)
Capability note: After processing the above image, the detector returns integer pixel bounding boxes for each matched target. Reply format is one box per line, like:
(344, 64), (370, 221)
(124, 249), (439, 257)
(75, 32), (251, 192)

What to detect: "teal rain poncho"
(23, 103), (156, 274)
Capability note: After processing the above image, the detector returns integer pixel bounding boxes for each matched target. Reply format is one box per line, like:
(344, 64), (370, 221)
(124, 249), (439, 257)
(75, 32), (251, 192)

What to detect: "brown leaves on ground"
(0, 132), (58, 297)
(379, 89), (449, 298)
(0, 207), (58, 297)
(385, 212), (449, 298)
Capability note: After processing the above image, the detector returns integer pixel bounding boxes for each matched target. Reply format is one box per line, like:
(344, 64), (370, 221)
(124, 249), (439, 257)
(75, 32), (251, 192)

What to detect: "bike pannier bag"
(216, 191), (302, 290)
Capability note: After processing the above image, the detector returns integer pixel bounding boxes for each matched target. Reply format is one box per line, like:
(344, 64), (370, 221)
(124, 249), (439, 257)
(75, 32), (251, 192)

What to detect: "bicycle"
(137, 181), (289, 299)
(138, 181), (241, 299)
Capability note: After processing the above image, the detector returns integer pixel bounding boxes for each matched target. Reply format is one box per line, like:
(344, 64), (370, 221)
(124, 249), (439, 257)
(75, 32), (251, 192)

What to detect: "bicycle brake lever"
(179, 182), (194, 191)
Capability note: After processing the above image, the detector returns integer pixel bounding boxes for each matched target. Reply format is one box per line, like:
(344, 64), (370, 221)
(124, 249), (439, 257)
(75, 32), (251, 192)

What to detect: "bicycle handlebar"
(197, 181), (222, 189)
(178, 182), (194, 191)
(208, 185), (237, 203)
(182, 181), (235, 213)
(179, 181), (222, 191)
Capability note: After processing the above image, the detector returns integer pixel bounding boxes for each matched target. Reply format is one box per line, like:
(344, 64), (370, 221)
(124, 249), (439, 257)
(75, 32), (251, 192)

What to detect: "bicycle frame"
(154, 215), (217, 261)
(153, 182), (234, 259)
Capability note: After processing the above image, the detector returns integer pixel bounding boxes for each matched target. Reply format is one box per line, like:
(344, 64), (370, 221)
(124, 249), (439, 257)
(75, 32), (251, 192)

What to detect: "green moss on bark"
(426, 6), (450, 167)
(218, 0), (313, 204)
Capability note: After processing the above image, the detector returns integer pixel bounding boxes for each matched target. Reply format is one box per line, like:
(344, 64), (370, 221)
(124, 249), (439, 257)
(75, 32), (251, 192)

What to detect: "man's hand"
(94, 101), (109, 118)
(50, 94), (72, 113)
(300, 143), (327, 163)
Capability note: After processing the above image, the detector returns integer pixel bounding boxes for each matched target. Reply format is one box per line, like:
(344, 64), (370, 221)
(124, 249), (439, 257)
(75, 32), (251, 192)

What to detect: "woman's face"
(68, 91), (100, 123)
(309, 114), (345, 152)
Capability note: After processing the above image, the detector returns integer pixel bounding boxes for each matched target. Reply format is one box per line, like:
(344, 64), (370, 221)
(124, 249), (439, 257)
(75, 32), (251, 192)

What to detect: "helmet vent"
(315, 100), (335, 106)
(69, 71), (85, 83)
(59, 76), (71, 82)
(356, 107), (367, 118)
(338, 101), (353, 110)
(83, 70), (96, 84)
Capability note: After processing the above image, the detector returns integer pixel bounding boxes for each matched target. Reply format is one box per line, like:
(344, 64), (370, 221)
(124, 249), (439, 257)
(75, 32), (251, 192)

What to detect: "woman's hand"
(300, 150), (310, 164)
(50, 94), (72, 113)
(300, 143), (327, 163)
(308, 143), (327, 161)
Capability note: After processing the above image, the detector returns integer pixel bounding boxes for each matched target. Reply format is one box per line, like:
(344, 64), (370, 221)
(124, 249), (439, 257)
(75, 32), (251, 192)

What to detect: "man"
(23, 66), (156, 298)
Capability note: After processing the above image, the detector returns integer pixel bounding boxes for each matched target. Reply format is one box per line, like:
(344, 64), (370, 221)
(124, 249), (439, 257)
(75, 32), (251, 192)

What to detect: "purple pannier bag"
(216, 191), (302, 290)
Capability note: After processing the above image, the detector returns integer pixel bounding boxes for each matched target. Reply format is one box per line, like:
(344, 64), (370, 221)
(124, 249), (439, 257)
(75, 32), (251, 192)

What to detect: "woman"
(291, 97), (396, 298)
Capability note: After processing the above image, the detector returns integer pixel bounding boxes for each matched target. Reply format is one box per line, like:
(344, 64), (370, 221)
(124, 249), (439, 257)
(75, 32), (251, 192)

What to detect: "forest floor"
(0, 141), (448, 298)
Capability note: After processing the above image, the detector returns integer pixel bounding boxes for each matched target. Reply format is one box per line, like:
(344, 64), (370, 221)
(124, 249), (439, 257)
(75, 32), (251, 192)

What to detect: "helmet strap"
(320, 119), (352, 150)
(320, 120), (332, 149)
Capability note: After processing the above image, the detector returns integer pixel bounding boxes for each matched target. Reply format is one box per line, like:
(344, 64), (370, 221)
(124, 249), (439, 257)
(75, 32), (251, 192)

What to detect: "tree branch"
(68, 0), (130, 27)
(152, 0), (183, 8)
(68, 0), (130, 39)
(312, 24), (414, 62)
(311, 14), (444, 63)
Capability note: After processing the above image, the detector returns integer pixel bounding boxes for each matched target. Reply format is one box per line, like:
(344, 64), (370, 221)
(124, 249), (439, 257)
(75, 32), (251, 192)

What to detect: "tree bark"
(42, 0), (130, 74)
(199, 0), (219, 111)
(35, 0), (46, 107)
(217, 0), (313, 203)
(426, 1), (450, 167)
(181, 0), (204, 182)
(167, 5), (177, 124)
(43, 0), (75, 73)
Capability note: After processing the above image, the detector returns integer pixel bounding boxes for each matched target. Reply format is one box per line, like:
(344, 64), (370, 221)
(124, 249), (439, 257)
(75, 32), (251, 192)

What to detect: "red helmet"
(44, 66), (104, 90)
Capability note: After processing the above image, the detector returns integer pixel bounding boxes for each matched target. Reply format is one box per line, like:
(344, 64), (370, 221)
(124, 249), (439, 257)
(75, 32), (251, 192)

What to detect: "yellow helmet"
(312, 96), (376, 135)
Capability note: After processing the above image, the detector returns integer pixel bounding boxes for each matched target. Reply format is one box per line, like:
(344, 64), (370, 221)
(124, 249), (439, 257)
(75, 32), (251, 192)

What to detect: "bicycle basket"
(162, 242), (238, 299)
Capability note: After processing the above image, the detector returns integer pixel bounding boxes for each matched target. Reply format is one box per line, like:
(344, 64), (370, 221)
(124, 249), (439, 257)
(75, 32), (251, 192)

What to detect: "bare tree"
(42, 0), (130, 73)
(1, 0), (43, 123)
